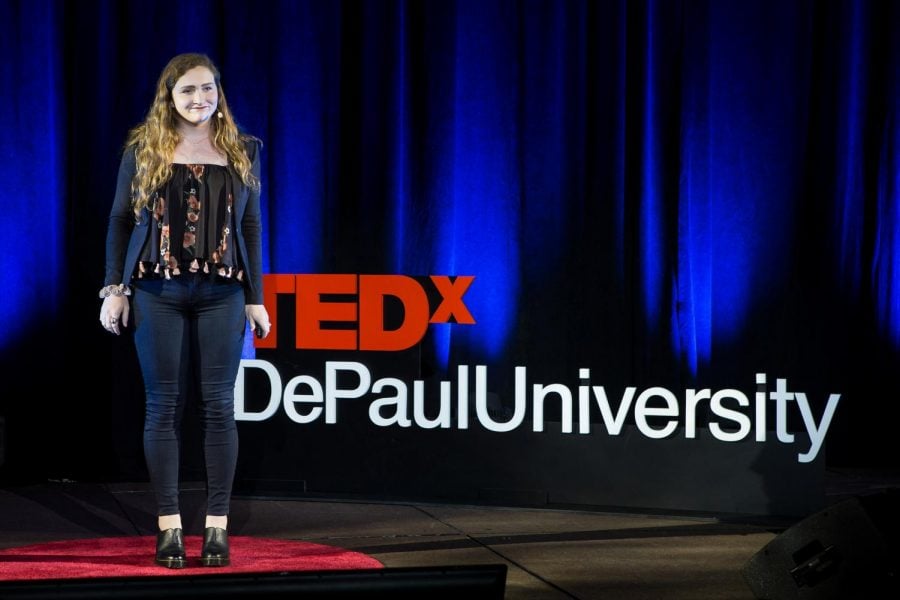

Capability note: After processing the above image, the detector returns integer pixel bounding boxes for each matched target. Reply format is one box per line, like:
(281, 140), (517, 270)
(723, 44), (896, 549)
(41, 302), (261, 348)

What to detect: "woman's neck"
(173, 122), (226, 165)
(177, 121), (211, 142)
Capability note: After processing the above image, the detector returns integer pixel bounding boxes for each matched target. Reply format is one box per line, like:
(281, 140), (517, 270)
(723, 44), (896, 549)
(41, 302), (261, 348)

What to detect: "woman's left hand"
(245, 304), (271, 339)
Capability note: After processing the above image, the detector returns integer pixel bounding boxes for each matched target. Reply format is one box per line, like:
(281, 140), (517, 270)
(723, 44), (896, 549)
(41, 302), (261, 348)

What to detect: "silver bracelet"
(99, 284), (132, 298)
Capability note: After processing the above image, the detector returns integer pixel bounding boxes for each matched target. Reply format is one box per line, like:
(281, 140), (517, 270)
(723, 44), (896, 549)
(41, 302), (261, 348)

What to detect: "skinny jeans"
(132, 273), (245, 517)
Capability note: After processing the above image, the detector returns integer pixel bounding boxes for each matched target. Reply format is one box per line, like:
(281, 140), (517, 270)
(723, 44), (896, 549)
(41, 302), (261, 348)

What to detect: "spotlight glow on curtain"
(3, 0), (899, 374)
(872, 40), (900, 348)
(0, 0), (63, 347)
(429, 1), (521, 366)
(674, 0), (806, 373)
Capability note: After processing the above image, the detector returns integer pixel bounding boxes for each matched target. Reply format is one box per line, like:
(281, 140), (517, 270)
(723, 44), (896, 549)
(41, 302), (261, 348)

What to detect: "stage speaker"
(741, 490), (899, 599)
(0, 564), (507, 599)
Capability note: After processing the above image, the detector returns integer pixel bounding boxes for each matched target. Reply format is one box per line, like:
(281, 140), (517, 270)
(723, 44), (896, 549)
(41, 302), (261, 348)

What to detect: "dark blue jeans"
(132, 274), (245, 517)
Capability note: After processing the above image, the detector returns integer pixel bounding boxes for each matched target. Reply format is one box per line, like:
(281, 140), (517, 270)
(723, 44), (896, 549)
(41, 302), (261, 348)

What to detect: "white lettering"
(476, 365), (525, 432)
(235, 359), (281, 421)
(684, 389), (710, 439)
(283, 375), (323, 424)
(578, 368), (591, 434)
(634, 387), (679, 439)
(593, 386), (636, 435)
(755, 373), (766, 442)
(369, 377), (411, 427)
(234, 361), (841, 464)
(457, 365), (469, 429)
(771, 378), (795, 443)
(326, 361), (372, 424)
(709, 389), (751, 442)
(533, 383), (573, 433)
(795, 392), (841, 463)
(413, 380), (452, 429)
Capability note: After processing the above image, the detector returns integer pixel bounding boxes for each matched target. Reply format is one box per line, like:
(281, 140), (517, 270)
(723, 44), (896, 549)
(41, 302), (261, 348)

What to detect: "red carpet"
(0, 536), (383, 581)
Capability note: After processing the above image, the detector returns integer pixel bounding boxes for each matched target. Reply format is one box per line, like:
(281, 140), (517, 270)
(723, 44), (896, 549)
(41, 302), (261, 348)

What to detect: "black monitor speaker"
(741, 489), (899, 599)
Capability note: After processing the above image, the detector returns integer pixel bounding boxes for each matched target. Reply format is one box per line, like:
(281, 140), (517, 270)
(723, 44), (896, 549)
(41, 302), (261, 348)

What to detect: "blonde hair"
(125, 53), (259, 211)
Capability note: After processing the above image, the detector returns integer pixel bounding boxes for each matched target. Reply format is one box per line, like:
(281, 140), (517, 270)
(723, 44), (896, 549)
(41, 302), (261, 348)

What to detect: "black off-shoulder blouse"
(136, 163), (243, 281)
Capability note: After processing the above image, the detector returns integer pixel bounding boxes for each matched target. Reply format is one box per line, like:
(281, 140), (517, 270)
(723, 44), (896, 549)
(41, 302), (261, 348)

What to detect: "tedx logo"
(256, 274), (476, 351)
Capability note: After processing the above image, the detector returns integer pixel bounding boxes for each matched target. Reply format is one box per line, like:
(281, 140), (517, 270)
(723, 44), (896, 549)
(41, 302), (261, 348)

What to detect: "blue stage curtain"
(1, 0), (898, 474)
(0, 0), (64, 342)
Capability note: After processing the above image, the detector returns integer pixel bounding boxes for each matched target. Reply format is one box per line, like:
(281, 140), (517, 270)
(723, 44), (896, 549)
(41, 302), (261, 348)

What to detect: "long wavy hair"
(125, 53), (259, 212)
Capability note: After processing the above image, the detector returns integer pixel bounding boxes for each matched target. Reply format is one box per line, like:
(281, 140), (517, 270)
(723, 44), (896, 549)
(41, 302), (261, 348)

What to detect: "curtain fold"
(1, 0), (897, 388)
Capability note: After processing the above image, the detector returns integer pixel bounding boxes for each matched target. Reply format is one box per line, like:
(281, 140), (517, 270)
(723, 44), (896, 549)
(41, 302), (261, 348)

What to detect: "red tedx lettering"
(296, 274), (357, 350)
(429, 276), (476, 324)
(359, 275), (430, 350)
(257, 274), (475, 351)
(255, 274), (296, 349)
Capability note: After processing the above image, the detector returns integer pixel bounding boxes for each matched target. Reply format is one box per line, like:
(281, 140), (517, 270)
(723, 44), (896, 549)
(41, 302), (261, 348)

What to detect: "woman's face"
(171, 66), (218, 127)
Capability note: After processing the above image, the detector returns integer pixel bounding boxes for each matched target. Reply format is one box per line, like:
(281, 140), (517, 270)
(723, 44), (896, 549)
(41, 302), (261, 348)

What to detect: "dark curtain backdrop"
(1, 0), (898, 482)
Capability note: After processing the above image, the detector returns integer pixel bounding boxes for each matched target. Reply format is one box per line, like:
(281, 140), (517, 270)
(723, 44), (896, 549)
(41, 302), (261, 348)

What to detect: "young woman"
(99, 53), (270, 568)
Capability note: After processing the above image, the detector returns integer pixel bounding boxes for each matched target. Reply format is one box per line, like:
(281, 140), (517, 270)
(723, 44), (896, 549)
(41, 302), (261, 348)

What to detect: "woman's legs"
(133, 276), (245, 528)
(191, 278), (245, 521)
(133, 278), (191, 523)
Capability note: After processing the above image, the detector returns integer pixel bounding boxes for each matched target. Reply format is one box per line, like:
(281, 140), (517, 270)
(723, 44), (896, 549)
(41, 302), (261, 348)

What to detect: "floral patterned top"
(136, 163), (243, 281)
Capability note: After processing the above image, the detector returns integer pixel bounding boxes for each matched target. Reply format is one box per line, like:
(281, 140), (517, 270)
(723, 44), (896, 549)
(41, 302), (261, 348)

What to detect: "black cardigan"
(103, 139), (264, 305)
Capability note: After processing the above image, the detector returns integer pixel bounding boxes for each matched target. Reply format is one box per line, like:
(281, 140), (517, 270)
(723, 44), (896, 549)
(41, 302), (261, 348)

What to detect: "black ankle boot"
(200, 527), (230, 567)
(155, 528), (187, 568)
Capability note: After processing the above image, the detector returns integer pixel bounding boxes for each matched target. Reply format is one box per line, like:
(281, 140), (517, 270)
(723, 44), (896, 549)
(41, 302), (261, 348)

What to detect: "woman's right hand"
(100, 295), (130, 335)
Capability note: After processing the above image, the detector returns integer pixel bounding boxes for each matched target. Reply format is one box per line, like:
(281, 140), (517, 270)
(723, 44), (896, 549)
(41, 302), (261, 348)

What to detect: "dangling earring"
(217, 111), (223, 119)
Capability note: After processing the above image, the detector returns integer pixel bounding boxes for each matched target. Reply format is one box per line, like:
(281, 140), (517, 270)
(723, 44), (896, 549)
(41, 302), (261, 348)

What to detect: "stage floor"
(0, 468), (896, 599)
